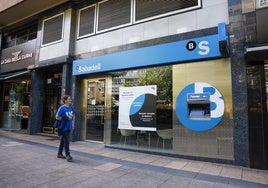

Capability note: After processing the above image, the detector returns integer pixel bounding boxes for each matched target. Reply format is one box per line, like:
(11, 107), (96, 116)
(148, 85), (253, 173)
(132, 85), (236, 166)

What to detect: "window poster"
(118, 85), (157, 131)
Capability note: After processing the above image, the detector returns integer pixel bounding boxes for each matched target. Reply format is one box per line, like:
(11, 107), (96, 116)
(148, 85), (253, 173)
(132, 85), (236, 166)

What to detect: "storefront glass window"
(109, 59), (233, 160)
(1, 80), (30, 130)
(173, 59), (233, 160)
(110, 66), (173, 152)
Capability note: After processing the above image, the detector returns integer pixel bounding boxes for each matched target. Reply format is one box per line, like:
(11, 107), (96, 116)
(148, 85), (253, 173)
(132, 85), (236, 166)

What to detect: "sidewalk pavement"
(0, 129), (267, 188)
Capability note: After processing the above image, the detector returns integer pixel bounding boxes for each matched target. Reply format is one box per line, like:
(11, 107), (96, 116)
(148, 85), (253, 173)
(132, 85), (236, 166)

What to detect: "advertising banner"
(118, 85), (157, 131)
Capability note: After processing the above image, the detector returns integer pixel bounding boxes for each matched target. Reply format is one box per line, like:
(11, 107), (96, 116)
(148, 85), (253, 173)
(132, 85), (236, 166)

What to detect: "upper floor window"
(78, 5), (96, 38)
(2, 24), (37, 49)
(77, 0), (201, 39)
(135, 0), (200, 23)
(255, 0), (268, 9)
(42, 13), (64, 46)
(97, 0), (132, 32)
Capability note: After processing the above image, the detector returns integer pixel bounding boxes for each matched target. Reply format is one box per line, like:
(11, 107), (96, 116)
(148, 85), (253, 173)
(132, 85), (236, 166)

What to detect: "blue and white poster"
(118, 85), (157, 131)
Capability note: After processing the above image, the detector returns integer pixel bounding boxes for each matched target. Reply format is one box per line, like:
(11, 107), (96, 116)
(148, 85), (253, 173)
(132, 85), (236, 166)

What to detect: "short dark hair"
(62, 95), (71, 104)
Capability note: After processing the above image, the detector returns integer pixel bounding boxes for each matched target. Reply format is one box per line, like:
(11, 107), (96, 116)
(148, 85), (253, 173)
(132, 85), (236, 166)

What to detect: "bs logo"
(176, 82), (224, 132)
(186, 41), (210, 56)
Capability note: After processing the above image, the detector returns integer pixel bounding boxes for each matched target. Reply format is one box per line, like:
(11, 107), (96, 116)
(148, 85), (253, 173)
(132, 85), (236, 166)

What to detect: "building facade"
(0, 0), (267, 170)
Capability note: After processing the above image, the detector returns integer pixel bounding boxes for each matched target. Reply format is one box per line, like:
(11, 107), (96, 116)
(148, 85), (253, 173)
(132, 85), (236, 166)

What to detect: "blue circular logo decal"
(175, 82), (224, 132)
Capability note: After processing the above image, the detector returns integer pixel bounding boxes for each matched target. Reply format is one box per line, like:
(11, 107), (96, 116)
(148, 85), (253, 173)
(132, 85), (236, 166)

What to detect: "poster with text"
(118, 85), (157, 131)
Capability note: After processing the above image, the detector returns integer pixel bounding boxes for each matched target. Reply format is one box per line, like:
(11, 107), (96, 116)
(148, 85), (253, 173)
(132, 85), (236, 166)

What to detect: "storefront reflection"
(1, 80), (30, 130)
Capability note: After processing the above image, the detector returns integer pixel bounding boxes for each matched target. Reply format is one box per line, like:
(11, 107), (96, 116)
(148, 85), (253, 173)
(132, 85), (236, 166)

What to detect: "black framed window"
(78, 5), (96, 38)
(97, 0), (131, 32)
(42, 13), (64, 45)
(2, 25), (37, 49)
(135, 0), (200, 22)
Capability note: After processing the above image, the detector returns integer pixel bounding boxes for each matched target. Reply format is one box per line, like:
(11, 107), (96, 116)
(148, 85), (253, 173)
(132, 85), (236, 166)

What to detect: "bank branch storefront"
(73, 23), (233, 162)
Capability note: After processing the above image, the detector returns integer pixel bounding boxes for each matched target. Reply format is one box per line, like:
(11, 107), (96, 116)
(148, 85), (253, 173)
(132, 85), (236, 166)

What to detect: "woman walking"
(55, 95), (74, 161)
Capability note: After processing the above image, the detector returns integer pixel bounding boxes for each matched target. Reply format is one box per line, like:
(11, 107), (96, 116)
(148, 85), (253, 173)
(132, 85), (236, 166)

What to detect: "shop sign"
(73, 34), (221, 76)
(73, 23), (229, 76)
(0, 39), (36, 73)
(1, 50), (33, 65)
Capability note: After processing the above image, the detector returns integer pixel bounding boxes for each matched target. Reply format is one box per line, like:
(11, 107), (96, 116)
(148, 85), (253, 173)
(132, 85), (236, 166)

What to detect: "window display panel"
(173, 59), (233, 160)
(110, 66), (173, 151)
(1, 80), (30, 130)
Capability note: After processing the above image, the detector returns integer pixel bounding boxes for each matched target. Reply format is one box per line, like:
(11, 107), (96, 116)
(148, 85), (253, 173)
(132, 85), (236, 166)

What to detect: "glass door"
(247, 62), (268, 169)
(86, 78), (106, 142)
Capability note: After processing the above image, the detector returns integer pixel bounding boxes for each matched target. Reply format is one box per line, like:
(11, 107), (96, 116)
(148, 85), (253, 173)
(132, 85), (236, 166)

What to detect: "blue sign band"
(73, 23), (226, 76)
(218, 22), (227, 41)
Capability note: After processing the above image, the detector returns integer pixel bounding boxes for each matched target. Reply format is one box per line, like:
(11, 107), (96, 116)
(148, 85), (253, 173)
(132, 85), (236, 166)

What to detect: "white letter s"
(198, 41), (210, 55)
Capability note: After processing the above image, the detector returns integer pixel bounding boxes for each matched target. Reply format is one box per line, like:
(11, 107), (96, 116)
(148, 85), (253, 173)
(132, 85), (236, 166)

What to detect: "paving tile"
(214, 182), (241, 188)
(158, 182), (188, 188)
(264, 172), (268, 184)
(8, 179), (37, 188)
(129, 176), (167, 188)
(164, 175), (192, 187)
(187, 179), (215, 188)
(149, 156), (172, 167)
(84, 174), (116, 187)
(102, 174), (139, 188)
(219, 166), (242, 179)
(139, 168), (172, 181)
(164, 160), (188, 170)
(121, 152), (145, 162)
(0, 129), (268, 188)
(94, 162), (122, 171)
(2, 141), (24, 146)
(108, 151), (135, 160)
(130, 154), (159, 164)
(182, 161), (205, 172)
(95, 150), (120, 158)
(200, 163), (223, 176)
(242, 168), (267, 185)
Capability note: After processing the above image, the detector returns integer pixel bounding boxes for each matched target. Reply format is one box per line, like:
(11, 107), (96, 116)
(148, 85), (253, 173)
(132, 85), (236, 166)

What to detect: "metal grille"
(87, 105), (104, 116)
(43, 76), (61, 129)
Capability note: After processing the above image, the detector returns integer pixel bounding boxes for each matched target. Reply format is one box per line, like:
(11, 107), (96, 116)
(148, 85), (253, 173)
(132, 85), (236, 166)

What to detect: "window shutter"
(42, 14), (64, 45)
(135, 0), (199, 22)
(78, 6), (96, 37)
(97, 0), (131, 32)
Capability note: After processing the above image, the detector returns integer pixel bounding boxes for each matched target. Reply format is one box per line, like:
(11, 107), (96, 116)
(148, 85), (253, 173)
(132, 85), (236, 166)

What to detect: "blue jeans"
(58, 131), (71, 156)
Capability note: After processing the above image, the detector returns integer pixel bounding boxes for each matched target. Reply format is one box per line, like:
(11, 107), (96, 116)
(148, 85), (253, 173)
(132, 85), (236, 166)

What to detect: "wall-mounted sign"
(73, 23), (228, 76)
(73, 34), (221, 75)
(1, 50), (33, 65)
(0, 39), (36, 73)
